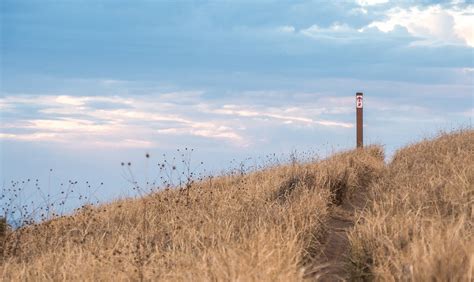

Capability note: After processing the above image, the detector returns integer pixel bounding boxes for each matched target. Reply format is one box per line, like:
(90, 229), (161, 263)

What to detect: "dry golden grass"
(0, 146), (383, 281)
(350, 130), (474, 281)
(6, 129), (470, 281)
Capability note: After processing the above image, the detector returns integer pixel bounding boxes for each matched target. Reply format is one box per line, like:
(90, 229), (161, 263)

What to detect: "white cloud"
(210, 104), (353, 128)
(300, 23), (361, 41)
(356, 0), (389, 7)
(156, 120), (245, 144)
(0, 91), (354, 149)
(0, 100), (14, 111)
(350, 7), (368, 15)
(298, 4), (473, 47)
(1, 95), (133, 109)
(55, 95), (86, 106)
(366, 5), (474, 47)
(277, 25), (296, 33)
(0, 94), (246, 147)
(94, 139), (155, 148)
(26, 118), (117, 133)
(462, 67), (474, 73)
(0, 132), (61, 142)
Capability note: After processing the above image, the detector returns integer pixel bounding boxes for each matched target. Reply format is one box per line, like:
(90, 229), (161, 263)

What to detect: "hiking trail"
(305, 189), (367, 281)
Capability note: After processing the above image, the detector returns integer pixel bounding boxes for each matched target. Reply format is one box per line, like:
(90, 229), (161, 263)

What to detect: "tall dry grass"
(0, 146), (383, 281)
(350, 130), (474, 281)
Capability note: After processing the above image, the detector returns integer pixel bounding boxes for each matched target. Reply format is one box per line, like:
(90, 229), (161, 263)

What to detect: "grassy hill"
(1, 130), (472, 281)
(350, 130), (473, 281)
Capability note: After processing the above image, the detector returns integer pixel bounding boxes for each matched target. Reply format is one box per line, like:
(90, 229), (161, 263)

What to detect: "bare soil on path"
(305, 190), (367, 281)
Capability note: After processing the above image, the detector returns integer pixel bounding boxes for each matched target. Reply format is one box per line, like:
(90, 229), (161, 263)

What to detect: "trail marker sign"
(356, 92), (363, 148)
(356, 94), (363, 108)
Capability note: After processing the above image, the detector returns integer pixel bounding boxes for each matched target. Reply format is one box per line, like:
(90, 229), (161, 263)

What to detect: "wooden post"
(356, 92), (363, 148)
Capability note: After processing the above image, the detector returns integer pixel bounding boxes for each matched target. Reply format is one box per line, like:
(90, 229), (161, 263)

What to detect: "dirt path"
(304, 191), (367, 281)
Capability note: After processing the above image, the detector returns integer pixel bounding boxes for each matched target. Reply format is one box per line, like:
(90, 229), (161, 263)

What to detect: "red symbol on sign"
(356, 95), (363, 108)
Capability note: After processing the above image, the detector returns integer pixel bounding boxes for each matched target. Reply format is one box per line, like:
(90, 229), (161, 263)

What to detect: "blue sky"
(1, 0), (473, 205)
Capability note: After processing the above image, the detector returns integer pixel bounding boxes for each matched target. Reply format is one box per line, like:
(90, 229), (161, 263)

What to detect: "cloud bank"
(366, 4), (474, 47)
(0, 91), (356, 149)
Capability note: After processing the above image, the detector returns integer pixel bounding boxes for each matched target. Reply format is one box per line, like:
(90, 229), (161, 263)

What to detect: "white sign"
(356, 95), (363, 108)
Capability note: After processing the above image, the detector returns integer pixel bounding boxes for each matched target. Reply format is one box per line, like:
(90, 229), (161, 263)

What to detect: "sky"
(1, 0), (473, 210)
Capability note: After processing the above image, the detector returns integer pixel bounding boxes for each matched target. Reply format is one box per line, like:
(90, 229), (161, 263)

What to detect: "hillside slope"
(350, 130), (474, 280)
(1, 147), (384, 281)
(1, 130), (472, 281)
